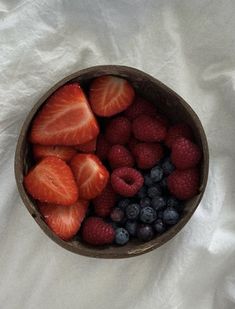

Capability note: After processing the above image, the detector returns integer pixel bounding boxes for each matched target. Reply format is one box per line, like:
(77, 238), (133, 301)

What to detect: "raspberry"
(105, 116), (131, 145)
(128, 136), (139, 153)
(165, 123), (193, 148)
(93, 184), (117, 217)
(82, 217), (115, 245)
(124, 97), (157, 120)
(132, 115), (167, 142)
(108, 145), (134, 169)
(96, 134), (110, 161)
(132, 143), (164, 169)
(155, 113), (169, 128)
(167, 168), (199, 200)
(171, 137), (202, 170)
(111, 167), (144, 197)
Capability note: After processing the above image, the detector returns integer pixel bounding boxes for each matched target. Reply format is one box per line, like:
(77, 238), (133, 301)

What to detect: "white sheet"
(1, 1), (235, 308)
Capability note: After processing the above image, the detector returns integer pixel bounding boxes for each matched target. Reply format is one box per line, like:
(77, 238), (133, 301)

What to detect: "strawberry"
(38, 200), (88, 240)
(171, 137), (202, 170)
(30, 83), (99, 146)
(33, 144), (76, 162)
(70, 154), (109, 200)
(24, 157), (78, 205)
(89, 75), (135, 116)
(93, 183), (117, 217)
(82, 217), (115, 245)
(75, 138), (97, 153)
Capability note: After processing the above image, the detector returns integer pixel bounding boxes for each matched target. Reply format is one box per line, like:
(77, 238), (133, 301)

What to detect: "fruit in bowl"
(15, 66), (208, 258)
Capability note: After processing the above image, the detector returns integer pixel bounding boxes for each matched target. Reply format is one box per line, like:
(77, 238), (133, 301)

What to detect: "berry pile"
(23, 75), (202, 246)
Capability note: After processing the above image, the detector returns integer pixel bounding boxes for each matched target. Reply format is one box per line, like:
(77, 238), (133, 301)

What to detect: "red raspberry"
(108, 145), (134, 169)
(132, 143), (164, 169)
(132, 115), (167, 142)
(155, 113), (169, 128)
(96, 134), (110, 161)
(105, 116), (131, 145)
(165, 123), (193, 148)
(167, 168), (199, 200)
(93, 183), (117, 217)
(111, 167), (144, 197)
(171, 137), (202, 170)
(82, 217), (115, 245)
(128, 136), (139, 153)
(124, 97), (157, 120)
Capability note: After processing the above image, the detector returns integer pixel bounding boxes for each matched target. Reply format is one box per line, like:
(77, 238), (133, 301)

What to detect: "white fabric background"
(0, 1), (235, 308)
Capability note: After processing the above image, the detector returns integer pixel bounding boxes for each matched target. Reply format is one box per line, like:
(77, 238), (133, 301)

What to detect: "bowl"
(15, 65), (209, 258)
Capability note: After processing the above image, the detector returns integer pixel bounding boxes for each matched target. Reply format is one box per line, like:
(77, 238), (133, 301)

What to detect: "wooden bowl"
(15, 65), (209, 258)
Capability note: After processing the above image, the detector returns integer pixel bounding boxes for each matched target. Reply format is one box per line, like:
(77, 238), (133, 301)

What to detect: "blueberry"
(150, 166), (163, 182)
(126, 203), (140, 220)
(140, 197), (151, 208)
(137, 224), (154, 242)
(140, 207), (157, 223)
(137, 186), (147, 198)
(118, 199), (130, 210)
(163, 207), (180, 225)
(147, 185), (162, 198)
(161, 157), (175, 176)
(158, 211), (164, 219)
(167, 197), (184, 212)
(144, 174), (153, 187)
(125, 220), (137, 237)
(153, 219), (166, 234)
(110, 208), (125, 223)
(115, 228), (129, 245)
(152, 196), (166, 211)
(159, 177), (168, 192)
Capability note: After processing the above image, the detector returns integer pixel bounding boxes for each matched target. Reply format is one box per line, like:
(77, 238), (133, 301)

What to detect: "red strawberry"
(75, 138), (97, 153)
(24, 157), (78, 205)
(124, 96), (157, 120)
(38, 200), (88, 240)
(30, 83), (99, 146)
(89, 76), (135, 117)
(132, 115), (167, 142)
(93, 183), (117, 217)
(108, 145), (134, 169)
(165, 123), (193, 148)
(132, 143), (164, 169)
(82, 217), (115, 245)
(70, 154), (109, 200)
(105, 116), (131, 145)
(95, 134), (110, 161)
(167, 168), (199, 200)
(33, 145), (76, 162)
(171, 137), (202, 170)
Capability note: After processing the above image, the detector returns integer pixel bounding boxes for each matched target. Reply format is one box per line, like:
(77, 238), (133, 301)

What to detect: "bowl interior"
(15, 65), (209, 258)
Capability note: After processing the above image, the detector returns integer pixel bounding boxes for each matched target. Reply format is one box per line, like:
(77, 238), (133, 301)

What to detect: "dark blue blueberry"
(163, 207), (180, 225)
(161, 157), (175, 176)
(152, 196), (167, 211)
(140, 197), (151, 208)
(153, 219), (166, 234)
(140, 207), (157, 223)
(150, 165), (163, 182)
(126, 203), (140, 220)
(144, 174), (154, 187)
(115, 228), (129, 245)
(137, 186), (147, 198)
(137, 224), (154, 242)
(147, 185), (162, 198)
(117, 199), (130, 210)
(110, 208), (125, 223)
(167, 197), (184, 212)
(125, 220), (137, 237)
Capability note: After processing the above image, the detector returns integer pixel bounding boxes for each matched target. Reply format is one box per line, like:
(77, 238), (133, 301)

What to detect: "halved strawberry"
(75, 138), (97, 153)
(30, 83), (99, 145)
(24, 157), (78, 205)
(70, 154), (109, 200)
(38, 200), (89, 240)
(33, 144), (76, 162)
(89, 75), (135, 117)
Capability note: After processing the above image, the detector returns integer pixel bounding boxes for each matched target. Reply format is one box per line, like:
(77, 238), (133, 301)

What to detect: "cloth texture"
(0, 1), (235, 308)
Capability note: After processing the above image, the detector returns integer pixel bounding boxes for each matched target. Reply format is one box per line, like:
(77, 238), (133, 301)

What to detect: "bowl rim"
(14, 65), (209, 258)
